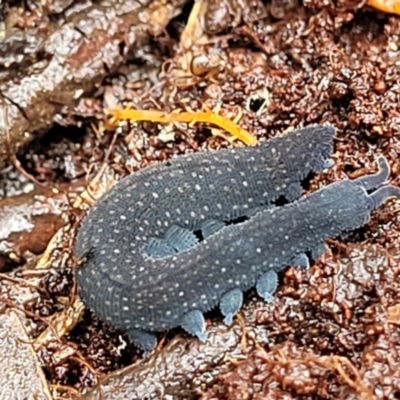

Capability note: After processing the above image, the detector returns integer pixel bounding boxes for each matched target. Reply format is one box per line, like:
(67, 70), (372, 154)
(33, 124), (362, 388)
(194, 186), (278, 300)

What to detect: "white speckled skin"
(75, 125), (336, 350)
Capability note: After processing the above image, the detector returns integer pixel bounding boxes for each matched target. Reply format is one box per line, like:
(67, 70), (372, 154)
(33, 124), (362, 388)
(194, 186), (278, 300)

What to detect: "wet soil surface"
(0, 0), (400, 399)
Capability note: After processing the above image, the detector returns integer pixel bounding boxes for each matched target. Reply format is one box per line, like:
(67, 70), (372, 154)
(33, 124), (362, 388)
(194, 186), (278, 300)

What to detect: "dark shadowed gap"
(19, 123), (88, 183)
(165, 0), (195, 41)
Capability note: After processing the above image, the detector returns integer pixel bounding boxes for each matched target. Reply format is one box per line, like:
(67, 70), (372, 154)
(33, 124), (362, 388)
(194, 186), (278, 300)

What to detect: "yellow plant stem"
(107, 106), (258, 146)
(367, 0), (400, 14)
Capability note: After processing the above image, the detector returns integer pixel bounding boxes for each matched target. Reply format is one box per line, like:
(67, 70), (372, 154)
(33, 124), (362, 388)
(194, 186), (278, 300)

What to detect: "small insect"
(190, 54), (226, 78)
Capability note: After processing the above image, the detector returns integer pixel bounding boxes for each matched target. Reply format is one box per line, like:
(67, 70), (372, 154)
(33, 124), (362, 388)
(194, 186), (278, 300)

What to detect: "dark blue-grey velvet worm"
(75, 125), (341, 351)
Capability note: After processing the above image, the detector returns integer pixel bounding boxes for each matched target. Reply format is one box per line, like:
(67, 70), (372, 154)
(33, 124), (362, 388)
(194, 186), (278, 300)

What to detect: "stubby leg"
(256, 269), (279, 303)
(322, 158), (334, 169)
(165, 225), (198, 252)
(201, 219), (226, 238)
(285, 181), (302, 202)
(291, 253), (310, 270)
(127, 328), (158, 354)
(219, 288), (243, 325)
(146, 237), (176, 258)
(181, 310), (207, 342)
(310, 242), (327, 261)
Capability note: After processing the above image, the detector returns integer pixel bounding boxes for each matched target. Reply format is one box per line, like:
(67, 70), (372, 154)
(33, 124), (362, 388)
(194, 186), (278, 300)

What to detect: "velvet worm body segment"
(75, 125), (336, 351)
